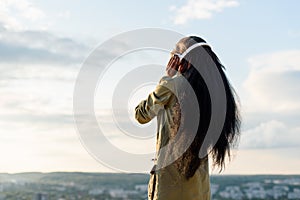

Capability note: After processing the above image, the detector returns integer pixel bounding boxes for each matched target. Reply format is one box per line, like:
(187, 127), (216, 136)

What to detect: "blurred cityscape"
(0, 173), (299, 200)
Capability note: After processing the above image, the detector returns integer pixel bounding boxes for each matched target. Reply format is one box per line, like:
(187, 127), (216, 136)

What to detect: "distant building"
(33, 193), (48, 200)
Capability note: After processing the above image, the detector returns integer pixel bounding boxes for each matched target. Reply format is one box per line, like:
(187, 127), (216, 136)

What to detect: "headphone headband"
(174, 42), (210, 61)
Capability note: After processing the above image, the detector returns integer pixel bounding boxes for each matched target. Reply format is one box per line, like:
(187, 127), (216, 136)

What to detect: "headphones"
(173, 42), (210, 62)
(173, 42), (210, 73)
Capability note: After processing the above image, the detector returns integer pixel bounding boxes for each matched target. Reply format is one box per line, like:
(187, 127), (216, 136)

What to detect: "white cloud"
(0, 24), (90, 64)
(0, 0), (45, 30)
(240, 50), (300, 149)
(0, 25), (99, 172)
(13, 0), (45, 21)
(0, 24), (94, 127)
(57, 10), (71, 20)
(170, 0), (239, 25)
(240, 120), (300, 149)
(243, 50), (300, 114)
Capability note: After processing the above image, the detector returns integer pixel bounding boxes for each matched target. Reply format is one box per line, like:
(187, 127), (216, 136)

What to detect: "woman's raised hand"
(166, 55), (180, 77)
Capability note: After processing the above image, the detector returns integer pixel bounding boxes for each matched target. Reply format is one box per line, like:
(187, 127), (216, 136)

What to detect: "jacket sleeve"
(135, 76), (174, 124)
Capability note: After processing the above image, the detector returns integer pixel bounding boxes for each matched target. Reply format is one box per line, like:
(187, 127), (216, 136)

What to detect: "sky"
(0, 0), (300, 174)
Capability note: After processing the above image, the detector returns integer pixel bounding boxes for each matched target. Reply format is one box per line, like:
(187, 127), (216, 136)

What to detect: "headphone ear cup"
(178, 61), (189, 73)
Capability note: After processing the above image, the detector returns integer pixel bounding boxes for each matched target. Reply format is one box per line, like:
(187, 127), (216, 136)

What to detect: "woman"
(135, 36), (241, 200)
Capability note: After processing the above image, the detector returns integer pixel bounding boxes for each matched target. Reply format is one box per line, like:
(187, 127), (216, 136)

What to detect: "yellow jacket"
(135, 74), (211, 200)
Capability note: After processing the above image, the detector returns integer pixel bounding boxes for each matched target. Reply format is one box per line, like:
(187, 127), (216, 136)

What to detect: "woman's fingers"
(168, 56), (179, 69)
(167, 56), (174, 67)
(166, 56), (180, 77)
(167, 56), (176, 69)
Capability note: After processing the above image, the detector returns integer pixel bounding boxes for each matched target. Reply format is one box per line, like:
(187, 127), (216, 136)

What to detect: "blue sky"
(0, 0), (300, 174)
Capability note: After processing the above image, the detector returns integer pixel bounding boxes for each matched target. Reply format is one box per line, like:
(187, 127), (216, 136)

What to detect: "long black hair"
(173, 36), (241, 179)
